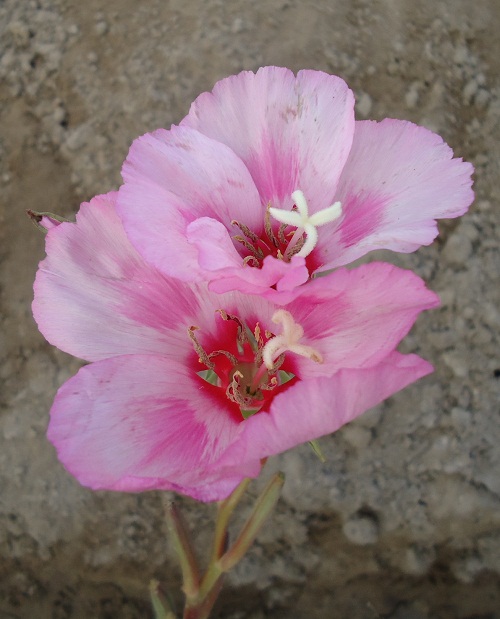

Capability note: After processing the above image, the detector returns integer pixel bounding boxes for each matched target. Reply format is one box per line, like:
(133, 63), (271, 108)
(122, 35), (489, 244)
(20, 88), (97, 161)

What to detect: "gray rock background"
(1, 0), (499, 617)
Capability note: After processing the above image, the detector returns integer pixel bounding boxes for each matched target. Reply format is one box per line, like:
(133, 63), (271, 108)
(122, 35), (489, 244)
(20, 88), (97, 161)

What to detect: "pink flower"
(33, 192), (439, 501)
(117, 66), (474, 302)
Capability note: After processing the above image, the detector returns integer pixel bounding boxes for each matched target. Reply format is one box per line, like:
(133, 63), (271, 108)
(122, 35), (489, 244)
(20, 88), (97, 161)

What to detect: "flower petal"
(315, 119), (475, 270)
(118, 126), (262, 280)
(182, 66), (355, 211)
(287, 262), (440, 377)
(187, 217), (244, 271)
(221, 352), (433, 464)
(188, 217), (309, 303)
(47, 355), (262, 501)
(33, 192), (200, 362)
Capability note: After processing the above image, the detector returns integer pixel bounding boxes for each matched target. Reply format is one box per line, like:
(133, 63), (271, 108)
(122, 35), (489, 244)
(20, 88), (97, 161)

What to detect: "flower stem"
(165, 501), (201, 599)
(183, 569), (224, 619)
(220, 472), (285, 572)
(212, 477), (252, 562)
(150, 579), (178, 619)
(167, 472), (285, 619)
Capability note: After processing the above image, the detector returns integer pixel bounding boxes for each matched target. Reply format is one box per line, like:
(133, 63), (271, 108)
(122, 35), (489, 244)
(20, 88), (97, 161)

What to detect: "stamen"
(226, 371), (247, 407)
(243, 255), (260, 267)
(231, 220), (260, 243)
(262, 310), (323, 370)
(268, 352), (286, 374)
(234, 235), (264, 260)
(217, 310), (248, 347)
(284, 235), (305, 261)
(188, 326), (215, 370)
(269, 190), (342, 258)
(264, 203), (279, 248)
(278, 221), (288, 245)
(190, 309), (309, 417)
(208, 350), (239, 365)
(261, 376), (278, 391)
(254, 323), (264, 348)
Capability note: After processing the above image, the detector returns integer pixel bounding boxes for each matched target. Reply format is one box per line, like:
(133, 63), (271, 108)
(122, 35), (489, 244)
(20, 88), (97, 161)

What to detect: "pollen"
(269, 190), (342, 258)
(262, 309), (323, 370)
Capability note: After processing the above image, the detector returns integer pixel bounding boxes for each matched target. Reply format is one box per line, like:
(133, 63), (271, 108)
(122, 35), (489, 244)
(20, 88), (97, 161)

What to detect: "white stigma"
(262, 309), (323, 370)
(269, 190), (342, 258)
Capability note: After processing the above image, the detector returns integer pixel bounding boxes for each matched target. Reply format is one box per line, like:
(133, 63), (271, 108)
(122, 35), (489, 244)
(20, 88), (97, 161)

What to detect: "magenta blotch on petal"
(313, 118), (475, 272)
(182, 67), (355, 210)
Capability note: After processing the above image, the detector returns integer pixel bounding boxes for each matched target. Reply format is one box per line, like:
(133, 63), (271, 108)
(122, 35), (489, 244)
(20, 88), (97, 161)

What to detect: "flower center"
(189, 309), (322, 419)
(232, 190), (342, 268)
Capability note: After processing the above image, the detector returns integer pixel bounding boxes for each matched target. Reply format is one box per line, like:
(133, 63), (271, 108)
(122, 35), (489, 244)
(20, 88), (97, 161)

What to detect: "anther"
(226, 371), (246, 406)
(268, 352), (286, 374)
(284, 235), (305, 261)
(231, 220), (260, 243)
(264, 203), (279, 248)
(278, 221), (288, 245)
(208, 350), (239, 365)
(188, 326), (215, 370)
(217, 310), (248, 346)
(261, 376), (278, 391)
(243, 255), (260, 267)
(254, 323), (263, 348)
(234, 235), (264, 260)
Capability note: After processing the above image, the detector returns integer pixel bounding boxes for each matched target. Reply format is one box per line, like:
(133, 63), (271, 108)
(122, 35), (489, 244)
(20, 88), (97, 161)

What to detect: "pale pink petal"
(188, 217), (309, 302)
(40, 216), (61, 231)
(221, 352), (432, 464)
(48, 355), (262, 502)
(182, 66), (355, 212)
(118, 126), (262, 280)
(315, 119), (475, 270)
(286, 262), (440, 377)
(187, 217), (243, 271)
(33, 193), (201, 362)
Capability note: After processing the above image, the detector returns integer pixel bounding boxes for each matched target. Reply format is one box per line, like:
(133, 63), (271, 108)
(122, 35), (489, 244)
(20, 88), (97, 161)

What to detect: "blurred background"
(0, 1), (499, 617)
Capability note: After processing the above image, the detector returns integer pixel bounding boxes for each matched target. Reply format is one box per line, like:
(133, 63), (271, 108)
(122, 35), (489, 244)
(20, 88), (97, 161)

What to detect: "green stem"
(165, 502), (201, 599)
(194, 559), (224, 605)
(183, 574), (224, 619)
(220, 472), (285, 572)
(190, 471), (286, 609)
(168, 472), (284, 619)
(211, 477), (252, 562)
(150, 579), (178, 619)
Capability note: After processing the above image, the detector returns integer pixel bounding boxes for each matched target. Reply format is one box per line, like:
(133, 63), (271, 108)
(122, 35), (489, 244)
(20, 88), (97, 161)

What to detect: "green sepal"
(26, 209), (69, 233)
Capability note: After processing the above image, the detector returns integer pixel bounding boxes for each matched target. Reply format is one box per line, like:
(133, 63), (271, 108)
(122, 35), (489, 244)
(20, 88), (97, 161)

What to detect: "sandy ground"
(1, 1), (499, 617)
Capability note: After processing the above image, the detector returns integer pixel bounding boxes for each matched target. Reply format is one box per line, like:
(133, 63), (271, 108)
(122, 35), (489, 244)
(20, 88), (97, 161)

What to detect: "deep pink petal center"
(188, 308), (301, 419)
